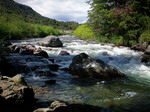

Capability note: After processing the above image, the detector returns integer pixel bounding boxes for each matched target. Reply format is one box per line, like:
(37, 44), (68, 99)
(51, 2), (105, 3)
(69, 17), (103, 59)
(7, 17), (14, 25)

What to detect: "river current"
(10, 35), (150, 111)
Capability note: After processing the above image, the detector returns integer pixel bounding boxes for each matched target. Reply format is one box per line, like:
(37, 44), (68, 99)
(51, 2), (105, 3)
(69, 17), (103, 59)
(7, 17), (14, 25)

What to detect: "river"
(9, 35), (150, 111)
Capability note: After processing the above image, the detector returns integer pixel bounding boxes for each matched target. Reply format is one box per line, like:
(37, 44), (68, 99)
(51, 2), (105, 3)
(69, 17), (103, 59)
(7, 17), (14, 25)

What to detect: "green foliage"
(140, 30), (150, 44)
(88, 0), (150, 46)
(139, 19), (150, 44)
(73, 24), (94, 39)
(0, 13), (62, 41)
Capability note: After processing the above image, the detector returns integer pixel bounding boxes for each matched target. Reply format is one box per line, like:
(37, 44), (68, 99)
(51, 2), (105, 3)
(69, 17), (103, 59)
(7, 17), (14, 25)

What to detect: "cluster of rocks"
(8, 44), (49, 58)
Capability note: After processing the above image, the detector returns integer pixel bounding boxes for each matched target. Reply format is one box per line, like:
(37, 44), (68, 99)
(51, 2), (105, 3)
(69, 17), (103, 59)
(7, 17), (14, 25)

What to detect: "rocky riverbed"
(0, 35), (150, 112)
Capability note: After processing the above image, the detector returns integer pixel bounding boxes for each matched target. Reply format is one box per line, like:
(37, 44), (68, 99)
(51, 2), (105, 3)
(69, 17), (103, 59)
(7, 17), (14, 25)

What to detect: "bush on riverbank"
(73, 24), (94, 40)
(74, 23), (149, 46)
(0, 14), (62, 42)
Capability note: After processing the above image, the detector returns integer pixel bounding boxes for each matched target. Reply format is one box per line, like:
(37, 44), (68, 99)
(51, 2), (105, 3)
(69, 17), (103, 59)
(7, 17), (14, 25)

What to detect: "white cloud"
(14, 0), (90, 23)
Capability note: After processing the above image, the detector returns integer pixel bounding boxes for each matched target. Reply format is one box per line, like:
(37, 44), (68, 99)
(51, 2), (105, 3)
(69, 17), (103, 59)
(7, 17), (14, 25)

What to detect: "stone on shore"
(0, 75), (35, 112)
(69, 53), (125, 79)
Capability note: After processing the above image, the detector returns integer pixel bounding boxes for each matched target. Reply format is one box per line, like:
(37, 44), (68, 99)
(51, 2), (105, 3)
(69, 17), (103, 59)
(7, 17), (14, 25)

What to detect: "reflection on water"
(10, 35), (150, 111)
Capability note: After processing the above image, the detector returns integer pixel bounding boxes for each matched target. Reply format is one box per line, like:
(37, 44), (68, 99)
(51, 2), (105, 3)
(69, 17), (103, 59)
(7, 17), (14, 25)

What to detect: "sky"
(14, 0), (90, 23)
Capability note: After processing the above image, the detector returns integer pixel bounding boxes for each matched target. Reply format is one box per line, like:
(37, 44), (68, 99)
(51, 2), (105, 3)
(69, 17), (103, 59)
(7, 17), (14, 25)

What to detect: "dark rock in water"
(131, 42), (148, 52)
(14, 46), (22, 53)
(48, 64), (59, 71)
(0, 46), (11, 53)
(20, 49), (33, 55)
(141, 45), (150, 63)
(34, 100), (111, 112)
(69, 53), (125, 79)
(0, 55), (18, 77)
(0, 87), (3, 94)
(141, 54), (150, 63)
(59, 67), (69, 71)
(2, 41), (12, 47)
(36, 69), (57, 77)
(45, 80), (56, 85)
(59, 50), (70, 56)
(34, 50), (49, 58)
(0, 75), (35, 112)
(144, 45), (150, 55)
(40, 36), (63, 47)
(49, 58), (55, 63)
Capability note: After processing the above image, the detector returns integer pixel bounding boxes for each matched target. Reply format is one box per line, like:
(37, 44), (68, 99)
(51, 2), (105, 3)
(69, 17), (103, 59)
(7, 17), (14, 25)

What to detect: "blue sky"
(14, 0), (90, 23)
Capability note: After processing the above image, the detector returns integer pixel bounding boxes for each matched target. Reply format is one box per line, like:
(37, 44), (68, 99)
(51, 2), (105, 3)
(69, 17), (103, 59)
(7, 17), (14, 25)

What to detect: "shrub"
(73, 24), (94, 39)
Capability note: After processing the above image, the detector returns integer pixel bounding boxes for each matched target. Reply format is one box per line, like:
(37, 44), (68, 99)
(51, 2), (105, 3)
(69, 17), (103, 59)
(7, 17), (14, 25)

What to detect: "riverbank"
(0, 35), (150, 112)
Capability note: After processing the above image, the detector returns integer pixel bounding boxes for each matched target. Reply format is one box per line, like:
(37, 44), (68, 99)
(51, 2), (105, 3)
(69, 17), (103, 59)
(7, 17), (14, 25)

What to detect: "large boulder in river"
(40, 36), (63, 47)
(69, 53), (125, 79)
(0, 75), (35, 112)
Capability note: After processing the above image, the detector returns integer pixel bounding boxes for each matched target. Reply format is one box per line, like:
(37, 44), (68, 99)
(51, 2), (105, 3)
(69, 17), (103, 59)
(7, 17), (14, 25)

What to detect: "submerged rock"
(20, 49), (33, 55)
(34, 50), (49, 58)
(40, 36), (63, 47)
(45, 80), (56, 85)
(48, 64), (59, 71)
(59, 50), (70, 56)
(0, 75), (35, 112)
(69, 53), (125, 79)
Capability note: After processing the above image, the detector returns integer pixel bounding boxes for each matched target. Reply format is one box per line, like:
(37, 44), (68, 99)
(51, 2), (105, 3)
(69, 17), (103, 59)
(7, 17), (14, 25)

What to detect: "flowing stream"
(9, 35), (150, 111)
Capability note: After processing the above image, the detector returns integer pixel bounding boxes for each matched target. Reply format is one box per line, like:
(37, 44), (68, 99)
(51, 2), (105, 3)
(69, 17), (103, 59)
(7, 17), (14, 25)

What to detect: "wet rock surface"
(69, 53), (125, 79)
(34, 100), (111, 112)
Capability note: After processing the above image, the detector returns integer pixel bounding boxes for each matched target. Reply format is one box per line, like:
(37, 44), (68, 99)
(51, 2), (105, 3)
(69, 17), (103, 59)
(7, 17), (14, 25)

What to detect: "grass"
(0, 13), (62, 42)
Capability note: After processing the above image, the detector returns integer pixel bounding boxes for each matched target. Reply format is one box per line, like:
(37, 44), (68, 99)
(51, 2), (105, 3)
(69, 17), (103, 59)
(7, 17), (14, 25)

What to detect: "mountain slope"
(0, 0), (79, 30)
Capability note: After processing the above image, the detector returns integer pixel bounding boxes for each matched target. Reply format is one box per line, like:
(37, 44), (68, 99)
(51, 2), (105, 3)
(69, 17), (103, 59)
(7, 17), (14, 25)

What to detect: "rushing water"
(10, 35), (150, 111)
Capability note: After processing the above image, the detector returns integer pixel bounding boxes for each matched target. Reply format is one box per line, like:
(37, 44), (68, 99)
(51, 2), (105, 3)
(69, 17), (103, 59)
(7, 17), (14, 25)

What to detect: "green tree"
(88, 0), (150, 46)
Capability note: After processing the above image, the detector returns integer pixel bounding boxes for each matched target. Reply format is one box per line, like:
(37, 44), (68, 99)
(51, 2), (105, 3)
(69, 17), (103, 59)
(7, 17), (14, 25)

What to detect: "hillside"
(0, 0), (79, 30)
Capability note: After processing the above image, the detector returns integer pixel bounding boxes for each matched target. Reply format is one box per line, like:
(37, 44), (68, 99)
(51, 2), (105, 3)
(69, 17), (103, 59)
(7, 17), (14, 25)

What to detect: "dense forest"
(74, 0), (150, 46)
(0, 0), (79, 42)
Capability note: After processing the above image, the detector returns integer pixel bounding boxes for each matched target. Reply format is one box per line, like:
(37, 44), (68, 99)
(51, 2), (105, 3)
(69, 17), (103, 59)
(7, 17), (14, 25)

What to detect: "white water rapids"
(10, 35), (150, 111)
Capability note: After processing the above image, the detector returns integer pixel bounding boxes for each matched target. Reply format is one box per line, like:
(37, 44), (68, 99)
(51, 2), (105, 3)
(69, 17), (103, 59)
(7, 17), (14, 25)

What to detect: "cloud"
(14, 0), (90, 23)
